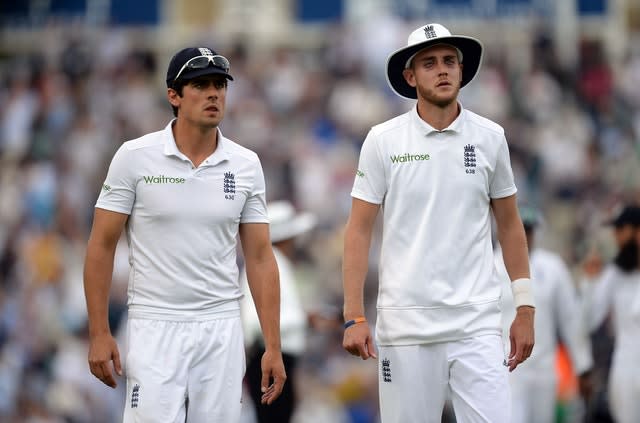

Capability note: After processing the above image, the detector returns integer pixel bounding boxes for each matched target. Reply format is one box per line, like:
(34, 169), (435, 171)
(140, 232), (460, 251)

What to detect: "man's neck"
(416, 100), (460, 131)
(172, 119), (218, 167)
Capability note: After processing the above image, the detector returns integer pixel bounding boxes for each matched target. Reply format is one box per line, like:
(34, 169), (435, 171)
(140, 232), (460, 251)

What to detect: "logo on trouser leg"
(131, 384), (140, 408)
(382, 358), (392, 382)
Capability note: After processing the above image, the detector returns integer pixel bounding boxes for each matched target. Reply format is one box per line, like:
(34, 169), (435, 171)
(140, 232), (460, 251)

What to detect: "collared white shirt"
(352, 104), (516, 345)
(96, 120), (268, 319)
(583, 265), (640, 363)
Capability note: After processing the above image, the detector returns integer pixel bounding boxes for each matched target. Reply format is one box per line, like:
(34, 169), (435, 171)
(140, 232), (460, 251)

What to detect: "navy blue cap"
(607, 205), (640, 228)
(166, 47), (233, 87)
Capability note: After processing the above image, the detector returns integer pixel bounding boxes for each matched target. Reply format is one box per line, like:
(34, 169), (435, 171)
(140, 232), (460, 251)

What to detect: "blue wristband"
(344, 317), (367, 329)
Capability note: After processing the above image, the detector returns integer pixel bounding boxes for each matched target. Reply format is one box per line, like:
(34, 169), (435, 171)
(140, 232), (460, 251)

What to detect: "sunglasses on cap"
(173, 54), (230, 82)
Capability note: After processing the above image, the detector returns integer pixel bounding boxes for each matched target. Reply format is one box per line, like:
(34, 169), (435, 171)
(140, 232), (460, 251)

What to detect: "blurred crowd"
(1, 16), (640, 423)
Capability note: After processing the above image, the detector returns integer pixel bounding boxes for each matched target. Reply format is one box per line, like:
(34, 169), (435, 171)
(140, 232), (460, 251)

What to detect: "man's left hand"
(260, 349), (287, 405)
(508, 306), (535, 372)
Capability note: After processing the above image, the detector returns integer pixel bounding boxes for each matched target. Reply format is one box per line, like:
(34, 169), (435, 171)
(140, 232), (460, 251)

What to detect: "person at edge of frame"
(581, 204), (640, 423)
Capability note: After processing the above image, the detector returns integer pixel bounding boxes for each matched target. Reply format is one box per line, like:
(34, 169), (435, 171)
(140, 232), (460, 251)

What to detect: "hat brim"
(173, 66), (234, 85)
(270, 213), (317, 243)
(386, 36), (483, 99)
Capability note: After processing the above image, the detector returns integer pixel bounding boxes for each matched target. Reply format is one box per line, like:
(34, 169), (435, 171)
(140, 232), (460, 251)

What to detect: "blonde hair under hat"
(386, 23), (483, 99)
(268, 201), (317, 243)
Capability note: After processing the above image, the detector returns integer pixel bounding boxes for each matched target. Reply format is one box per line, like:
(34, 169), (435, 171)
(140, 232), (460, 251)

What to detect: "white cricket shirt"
(352, 104), (516, 345)
(96, 120), (268, 319)
(584, 265), (640, 365)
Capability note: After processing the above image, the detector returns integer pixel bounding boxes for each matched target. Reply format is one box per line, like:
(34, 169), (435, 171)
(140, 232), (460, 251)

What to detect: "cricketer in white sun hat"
(386, 23), (483, 99)
(268, 201), (317, 243)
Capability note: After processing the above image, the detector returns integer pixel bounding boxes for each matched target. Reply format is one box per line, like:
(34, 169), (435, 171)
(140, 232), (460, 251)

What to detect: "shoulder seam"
(124, 132), (165, 151)
(465, 113), (504, 136)
(371, 113), (411, 137)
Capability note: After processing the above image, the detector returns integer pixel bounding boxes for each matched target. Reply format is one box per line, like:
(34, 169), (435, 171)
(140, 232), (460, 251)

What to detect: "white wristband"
(511, 278), (535, 308)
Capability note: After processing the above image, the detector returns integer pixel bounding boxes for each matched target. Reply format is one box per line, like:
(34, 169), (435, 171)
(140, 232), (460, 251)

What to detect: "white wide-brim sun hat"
(386, 23), (483, 99)
(268, 200), (317, 243)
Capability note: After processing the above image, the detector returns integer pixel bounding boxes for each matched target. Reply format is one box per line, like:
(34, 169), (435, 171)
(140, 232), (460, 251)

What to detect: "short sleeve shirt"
(96, 120), (268, 318)
(352, 104), (517, 345)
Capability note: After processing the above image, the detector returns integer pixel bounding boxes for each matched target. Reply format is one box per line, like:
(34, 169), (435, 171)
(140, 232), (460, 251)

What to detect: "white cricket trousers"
(509, 372), (556, 423)
(122, 315), (245, 423)
(609, 357), (640, 423)
(378, 334), (511, 423)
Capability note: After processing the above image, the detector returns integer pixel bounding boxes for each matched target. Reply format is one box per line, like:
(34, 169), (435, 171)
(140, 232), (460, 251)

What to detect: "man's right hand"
(342, 322), (377, 360)
(88, 333), (122, 388)
(578, 369), (594, 403)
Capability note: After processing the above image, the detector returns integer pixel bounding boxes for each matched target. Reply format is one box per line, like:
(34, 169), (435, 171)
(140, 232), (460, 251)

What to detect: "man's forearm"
(499, 228), (530, 281)
(84, 242), (116, 337)
(342, 226), (371, 320)
(247, 259), (282, 351)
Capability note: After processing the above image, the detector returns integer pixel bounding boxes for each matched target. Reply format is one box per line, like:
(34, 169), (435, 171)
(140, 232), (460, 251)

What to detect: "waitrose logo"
(390, 153), (430, 163)
(143, 175), (186, 184)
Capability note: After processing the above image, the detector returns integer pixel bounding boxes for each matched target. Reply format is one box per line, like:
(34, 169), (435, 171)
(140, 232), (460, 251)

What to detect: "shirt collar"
(162, 119), (182, 157)
(162, 119), (231, 166)
(412, 102), (466, 136)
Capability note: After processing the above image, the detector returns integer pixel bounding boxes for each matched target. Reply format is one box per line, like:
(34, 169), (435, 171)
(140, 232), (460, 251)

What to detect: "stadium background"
(1, 0), (639, 421)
